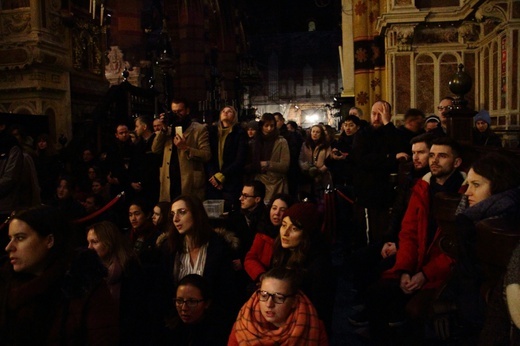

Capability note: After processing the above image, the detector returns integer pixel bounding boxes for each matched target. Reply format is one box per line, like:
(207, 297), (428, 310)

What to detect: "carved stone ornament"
(395, 25), (416, 51)
(1, 10), (31, 39)
(71, 18), (103, 74)
(458, 21), (480, 43)
(105, 46), (140, 86)
(475, 1), (507, 23)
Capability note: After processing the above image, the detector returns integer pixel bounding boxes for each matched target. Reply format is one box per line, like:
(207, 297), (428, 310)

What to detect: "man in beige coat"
(152, 98), (211, 202)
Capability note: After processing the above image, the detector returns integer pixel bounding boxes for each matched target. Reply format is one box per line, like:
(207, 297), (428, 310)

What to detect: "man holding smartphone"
(152, 98), (211, 202)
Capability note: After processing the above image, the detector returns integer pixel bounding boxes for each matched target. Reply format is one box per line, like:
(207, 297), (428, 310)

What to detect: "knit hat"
(474, 109), (491, 125)
(425, 115), (440, 124)
(282, 202), (321, 233)
(245, 120), (258, 130)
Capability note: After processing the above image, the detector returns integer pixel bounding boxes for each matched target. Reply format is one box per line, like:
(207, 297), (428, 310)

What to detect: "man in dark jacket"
(351, 100), (403, 248)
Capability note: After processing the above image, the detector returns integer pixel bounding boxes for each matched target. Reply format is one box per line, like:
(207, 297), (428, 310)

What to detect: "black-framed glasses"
(174, 298), (205, 307)
(239, 193), (256, 199)
(437, 106), (453, 111)
(257, 290), (295, 304)
(170, 208), (189, 219)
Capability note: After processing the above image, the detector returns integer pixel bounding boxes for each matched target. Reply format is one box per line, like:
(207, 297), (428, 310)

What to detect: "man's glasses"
(437, 106), (453, 111)
(257, 290), (295, 304)
(174, 298), (205, 307)
(239, 193), (256, 199)
(170, 208), (189, 219)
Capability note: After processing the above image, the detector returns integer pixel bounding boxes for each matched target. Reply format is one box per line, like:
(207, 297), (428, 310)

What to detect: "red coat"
(244, 233), (274, 281)
(384, 175), (456, 289)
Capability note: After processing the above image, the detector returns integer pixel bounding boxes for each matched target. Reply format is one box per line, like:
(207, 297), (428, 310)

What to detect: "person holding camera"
(152, 98), (211, 202)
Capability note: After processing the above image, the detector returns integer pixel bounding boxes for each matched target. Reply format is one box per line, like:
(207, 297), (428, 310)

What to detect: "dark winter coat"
(0, 249), (119, 346)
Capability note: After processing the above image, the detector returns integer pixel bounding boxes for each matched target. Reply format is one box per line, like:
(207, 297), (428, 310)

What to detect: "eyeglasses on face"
(437, 106), (453, 111)
(239, 193), (256, 199)
(174, 298), (205, 307)
(170, 208), (189, 219)
(257, 290), (295, 304)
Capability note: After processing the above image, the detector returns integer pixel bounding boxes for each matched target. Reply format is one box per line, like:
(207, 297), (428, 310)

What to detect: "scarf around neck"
(457, 186), (520, 222)
(233, 290), (326, 345)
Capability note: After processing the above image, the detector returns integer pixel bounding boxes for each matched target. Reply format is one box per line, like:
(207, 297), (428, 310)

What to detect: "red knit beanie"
(282, 202), (321, 233)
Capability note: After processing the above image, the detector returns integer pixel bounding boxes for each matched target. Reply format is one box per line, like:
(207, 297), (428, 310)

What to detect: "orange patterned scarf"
(233, 290), (328, 345)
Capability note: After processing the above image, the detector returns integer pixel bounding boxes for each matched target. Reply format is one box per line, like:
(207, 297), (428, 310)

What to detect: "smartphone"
(175, 126), (183, 136)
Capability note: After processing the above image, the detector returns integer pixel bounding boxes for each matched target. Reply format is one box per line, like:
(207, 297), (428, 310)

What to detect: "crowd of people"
(0, 96), (519, 345)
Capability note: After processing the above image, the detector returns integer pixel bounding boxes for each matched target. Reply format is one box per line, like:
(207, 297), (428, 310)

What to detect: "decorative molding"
(475, 1), (508, 24)
(0, 10), (32, 39)
(415, 26), (459, 45)
(71, 18), (103, 75)
(9, 101), (37, 114)
(395, 24), (417, 51)
(458, 21), (480, 44)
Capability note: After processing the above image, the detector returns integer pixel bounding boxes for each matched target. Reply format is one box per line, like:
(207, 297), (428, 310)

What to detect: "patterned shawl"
(233, 290), (327, 345)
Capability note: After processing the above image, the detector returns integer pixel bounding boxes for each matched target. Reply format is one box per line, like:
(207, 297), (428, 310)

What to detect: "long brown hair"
(155, 201), (171, 234)
(270, 221), (314, 269)
(88, 221), (136, 271)
(167, 195), (212, 253)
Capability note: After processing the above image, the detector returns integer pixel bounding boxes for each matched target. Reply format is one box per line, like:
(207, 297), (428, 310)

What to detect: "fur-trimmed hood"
(213, 227), (240, 251)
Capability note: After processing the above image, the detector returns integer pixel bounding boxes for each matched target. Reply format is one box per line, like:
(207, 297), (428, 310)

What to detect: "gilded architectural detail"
(71, 18), (103, 75)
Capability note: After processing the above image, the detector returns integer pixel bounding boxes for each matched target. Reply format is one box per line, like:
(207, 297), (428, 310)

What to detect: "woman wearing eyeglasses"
(229, 267), (328, 345)
(156, 274), (228, 344)
(166, 195), (238, 329)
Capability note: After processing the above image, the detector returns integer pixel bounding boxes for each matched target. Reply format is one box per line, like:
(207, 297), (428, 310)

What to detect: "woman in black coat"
(206, 105), (248, 211)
